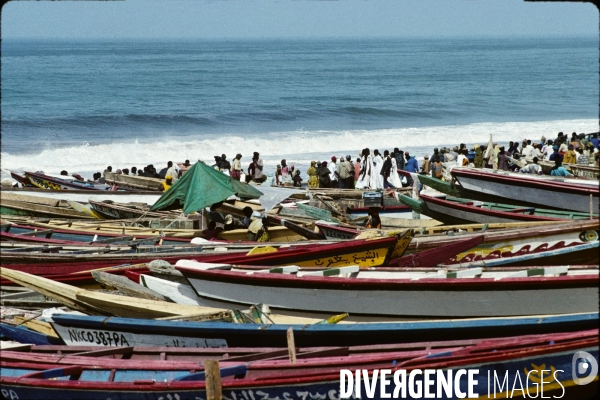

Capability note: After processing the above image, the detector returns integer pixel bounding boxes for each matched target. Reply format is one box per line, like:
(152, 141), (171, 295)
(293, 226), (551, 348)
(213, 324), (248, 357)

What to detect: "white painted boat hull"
(184, 274), (599, 318)
(454, 171), (599, 213)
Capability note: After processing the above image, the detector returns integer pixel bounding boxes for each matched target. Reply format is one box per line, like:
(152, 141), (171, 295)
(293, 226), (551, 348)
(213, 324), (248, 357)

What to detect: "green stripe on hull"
(416, 174), (462, 197)
(397, 195), (424, 214)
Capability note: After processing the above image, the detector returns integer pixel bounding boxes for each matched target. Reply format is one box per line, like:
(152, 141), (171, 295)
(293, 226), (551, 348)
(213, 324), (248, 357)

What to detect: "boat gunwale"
(177, 263), (599, 291)
(419, 194), (582, 222)
(451, 168), (599, 195)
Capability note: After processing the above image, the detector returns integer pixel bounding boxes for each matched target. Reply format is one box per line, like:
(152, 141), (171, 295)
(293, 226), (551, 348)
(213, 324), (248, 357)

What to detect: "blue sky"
(1, 0), (598, 39)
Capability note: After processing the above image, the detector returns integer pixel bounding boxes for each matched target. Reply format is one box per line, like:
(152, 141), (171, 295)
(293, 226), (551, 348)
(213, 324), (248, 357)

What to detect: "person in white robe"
(387, 157), (402, 188)
(372, 150), (384, 189)
(355, 149), (376, 189)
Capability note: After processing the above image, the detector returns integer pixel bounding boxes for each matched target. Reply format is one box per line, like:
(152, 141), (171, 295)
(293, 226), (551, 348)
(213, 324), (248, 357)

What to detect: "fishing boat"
(0, 216), (305, 242)
(0, 197), (97, 220)
(180, 230), (412, 269)
(176, 262), (599, 318)
(0, 230), (412, 269)
(9, 171), (31, 187)
(451, 167), (599, 213)
(24, 171), (109, 191)
(0, 267), (339, 325)
(138, 263), (597, 316)
(399, 219), (600, 267)
(0, 323), (63, 346)
(0, 266), (233, 320)
(0, 264), (153, 288)
(103, 171), (164, 191)
(398, 193), (597, 225)
(441, 240), (599, 268)
(48, 311), (599, 348)
(1, 329), (597, 399)
(0, 186), (163, 205)
(126, 234), (482, 308)
(88, 199), (176, 220)
(0, 221), (194, 246)
(567, 163), (600, 179)
(538, 160), (600, 179)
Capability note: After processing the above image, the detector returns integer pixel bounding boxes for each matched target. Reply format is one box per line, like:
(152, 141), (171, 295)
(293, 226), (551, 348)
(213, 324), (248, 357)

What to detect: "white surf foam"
(1, 118), (597, 180)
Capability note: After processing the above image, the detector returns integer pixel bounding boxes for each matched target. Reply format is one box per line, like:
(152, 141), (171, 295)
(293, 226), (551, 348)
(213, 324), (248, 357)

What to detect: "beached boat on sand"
(1, 186), (163, 205)
(0, 267), (234, 320)
(0, 223), (188, 246)
(0, 230), (413, 269)
(0, 197), (98, 220)
(0, 216), (305, 242)
(136, 263), (597, 318)
(412, 220), (600, 263)
(176, 262), (599, 318)
(48, 312), (599, 348)
(451, 167), (599, 213)
(9, 171), (31, 187)
(88, 199), (176, 220)
(537, 160), (600, 179)
(398, 193), (597, 225)
(1, 329), (597, 399)
(103, 171), (164, 191)
(24, 171), (110, 191)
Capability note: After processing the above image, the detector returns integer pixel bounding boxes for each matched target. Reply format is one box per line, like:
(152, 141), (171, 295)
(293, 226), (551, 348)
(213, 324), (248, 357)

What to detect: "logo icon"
(572, 351), (598, 385)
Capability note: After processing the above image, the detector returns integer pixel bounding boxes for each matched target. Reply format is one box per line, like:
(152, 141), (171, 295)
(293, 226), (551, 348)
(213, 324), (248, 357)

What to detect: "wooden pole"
(204, 359), (222, 400)
(411, 174), (420, 220)
(287, 327), (297, 364)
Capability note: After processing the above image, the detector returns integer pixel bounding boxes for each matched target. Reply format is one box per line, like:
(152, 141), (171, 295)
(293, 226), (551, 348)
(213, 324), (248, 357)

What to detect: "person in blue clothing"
(404, 152), (419, 187)
(549, 155), (573, 177)
(404, 152), (419, 173)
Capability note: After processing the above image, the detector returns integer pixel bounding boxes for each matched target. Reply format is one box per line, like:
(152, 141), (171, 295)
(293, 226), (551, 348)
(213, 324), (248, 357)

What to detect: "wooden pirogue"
(176, 261), (600, 317)
(1, 330), (597, 399)
(88, 199), (175, 220)
(398, 193), (597, 225)
(0, 267), (324, 325)
(44, 312), (599, 347)
(451, 167), (599, 213)
(0, 195), (98, 220)
(0, 235), (480, 289)
(3, 219), (598, 273)
(103, 171), (164, 191)
(0, 230), (413, 268)
(136, 262), (598, 319)
(24, 171), (107, 191)
(0, 217), (305, 242)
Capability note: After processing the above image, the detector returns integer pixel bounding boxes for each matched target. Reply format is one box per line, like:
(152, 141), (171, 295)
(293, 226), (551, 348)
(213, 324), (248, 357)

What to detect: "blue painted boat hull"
(50, 312), (600, 348)
(0, 323), (63, 346)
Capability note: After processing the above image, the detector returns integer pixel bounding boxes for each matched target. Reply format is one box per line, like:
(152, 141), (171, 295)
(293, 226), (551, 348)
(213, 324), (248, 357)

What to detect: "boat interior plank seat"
(3, 245), (64, 253)
(494, 266), (570, 280)
(301, 265), (360, 277)
(15, 229), (54, 237)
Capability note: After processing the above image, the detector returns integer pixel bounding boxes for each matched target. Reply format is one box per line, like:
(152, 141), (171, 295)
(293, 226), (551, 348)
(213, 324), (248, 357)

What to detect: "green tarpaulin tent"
(150, 161), (263, 214)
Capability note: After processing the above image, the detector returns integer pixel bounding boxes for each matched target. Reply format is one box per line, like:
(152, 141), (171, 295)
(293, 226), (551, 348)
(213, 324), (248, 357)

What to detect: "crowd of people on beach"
(11, 131), (597, 241)
(58, 131), (598, 192)
(467, 131), (600, 177)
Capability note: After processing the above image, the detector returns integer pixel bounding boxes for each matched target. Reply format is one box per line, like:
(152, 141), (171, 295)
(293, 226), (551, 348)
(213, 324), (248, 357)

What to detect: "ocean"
(1, 36), (598, 180)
